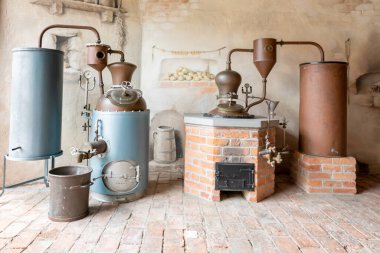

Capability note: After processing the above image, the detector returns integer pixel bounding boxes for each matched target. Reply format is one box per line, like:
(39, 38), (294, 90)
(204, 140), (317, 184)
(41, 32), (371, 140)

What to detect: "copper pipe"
(244, 78), (267, 112)
(276, 40), (325, 61)
(108, 49), (125, 62)
(98, 71), (104, 95)
(39, 24), (101, 48)
(226, 48), (254, 70)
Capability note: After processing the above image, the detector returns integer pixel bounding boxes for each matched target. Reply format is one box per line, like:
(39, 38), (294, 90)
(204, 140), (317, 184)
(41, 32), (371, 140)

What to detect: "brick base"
(290, 151), (357, 194)
(184, 124), (276, 202)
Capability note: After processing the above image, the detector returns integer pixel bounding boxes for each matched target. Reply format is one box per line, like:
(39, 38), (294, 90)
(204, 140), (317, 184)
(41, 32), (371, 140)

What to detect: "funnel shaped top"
(253, 38), (277, 78)
(107, 62), (137, 85)
(215, 69), (242, 96)
(87, 44), (109, 72)
(266, 100), (279, 114)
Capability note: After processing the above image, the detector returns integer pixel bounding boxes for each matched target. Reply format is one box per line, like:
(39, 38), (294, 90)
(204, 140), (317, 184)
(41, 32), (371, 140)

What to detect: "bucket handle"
(70, 182), (94, 190)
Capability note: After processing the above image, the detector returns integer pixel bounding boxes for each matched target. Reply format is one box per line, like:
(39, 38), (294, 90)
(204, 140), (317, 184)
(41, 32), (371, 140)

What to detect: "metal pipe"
(276, 40), (325, 61)
(226, 48), (254, 70)
(39, 24), (101, 48)
(108, 49), (125, 62)
(98, 71), (105, 95)
(244, 78), (267, 112)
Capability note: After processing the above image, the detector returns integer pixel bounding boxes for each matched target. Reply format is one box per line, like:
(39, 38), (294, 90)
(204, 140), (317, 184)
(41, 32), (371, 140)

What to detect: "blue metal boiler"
(89, 110), (149, 202)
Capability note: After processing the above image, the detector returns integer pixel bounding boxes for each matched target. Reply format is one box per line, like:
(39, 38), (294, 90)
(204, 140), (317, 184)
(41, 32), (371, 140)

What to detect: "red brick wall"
(184, 124), (276, 202)
(290, 152), (357, 194)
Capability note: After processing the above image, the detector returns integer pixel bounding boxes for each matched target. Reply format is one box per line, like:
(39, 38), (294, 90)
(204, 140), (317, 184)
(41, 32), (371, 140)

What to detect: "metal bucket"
(153, 126), (176, 164)
(299, 61), (348, 157)
(9, 48), (63, 159)
(48, 166), (93, 222)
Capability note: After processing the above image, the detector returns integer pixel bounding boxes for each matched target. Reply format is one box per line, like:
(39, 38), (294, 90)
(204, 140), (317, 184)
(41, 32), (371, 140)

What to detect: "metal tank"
(89, 110), (150, 202)
(8, 48), (63, 159)
(299, 61), (348, 157)
(76, 58), (151, 202)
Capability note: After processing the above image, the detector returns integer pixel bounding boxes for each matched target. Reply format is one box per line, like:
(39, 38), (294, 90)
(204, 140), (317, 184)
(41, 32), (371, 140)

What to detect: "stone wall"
(139, 0), (380, 174)
(1, 0), (380, 185)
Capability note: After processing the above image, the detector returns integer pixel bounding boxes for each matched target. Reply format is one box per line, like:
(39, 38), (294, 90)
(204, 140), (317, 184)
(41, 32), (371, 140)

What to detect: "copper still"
(299, 62), (348, 157)
(208, 38), (324, 118)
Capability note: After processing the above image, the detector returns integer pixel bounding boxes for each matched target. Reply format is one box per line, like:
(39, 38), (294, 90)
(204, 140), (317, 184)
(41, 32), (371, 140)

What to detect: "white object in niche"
(159, 58), (218, 82)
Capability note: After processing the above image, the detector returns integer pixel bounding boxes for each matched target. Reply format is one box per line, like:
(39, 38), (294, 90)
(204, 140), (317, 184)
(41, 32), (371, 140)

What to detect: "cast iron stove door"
(215, 162), (254, 191)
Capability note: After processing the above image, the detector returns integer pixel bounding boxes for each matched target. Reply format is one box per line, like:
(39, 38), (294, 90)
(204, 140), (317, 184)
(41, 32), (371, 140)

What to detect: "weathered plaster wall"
(0, 0), (142, 185)
(1, 0), (380, 186)
(139, 0), (380, 173)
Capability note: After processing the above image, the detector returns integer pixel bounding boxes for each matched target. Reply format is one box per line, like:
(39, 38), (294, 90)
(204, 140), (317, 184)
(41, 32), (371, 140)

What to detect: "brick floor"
(0, 173), (379, 253)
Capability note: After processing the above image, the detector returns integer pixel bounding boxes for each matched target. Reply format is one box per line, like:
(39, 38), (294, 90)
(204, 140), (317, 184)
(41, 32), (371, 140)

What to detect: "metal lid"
(300, 61), (348, 66)
(107, 89), (141, 106)
(12, 47), (64, 55)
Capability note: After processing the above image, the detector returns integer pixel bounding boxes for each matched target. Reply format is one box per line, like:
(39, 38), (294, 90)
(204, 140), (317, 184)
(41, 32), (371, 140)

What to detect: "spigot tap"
(70, 140), (107, 163)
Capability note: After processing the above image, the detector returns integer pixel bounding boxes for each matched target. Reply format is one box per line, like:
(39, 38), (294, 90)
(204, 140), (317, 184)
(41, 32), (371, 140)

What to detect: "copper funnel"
(214, 69), (242, 97)
(253, 38), (277, 78)
(87, 44), (109, 72)
(107, 62), (137, 85)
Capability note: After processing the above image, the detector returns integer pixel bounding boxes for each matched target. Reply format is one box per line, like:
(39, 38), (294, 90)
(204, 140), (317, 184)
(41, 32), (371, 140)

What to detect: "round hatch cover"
(102, 160), (139, 192)
(108, 89), (141, 106)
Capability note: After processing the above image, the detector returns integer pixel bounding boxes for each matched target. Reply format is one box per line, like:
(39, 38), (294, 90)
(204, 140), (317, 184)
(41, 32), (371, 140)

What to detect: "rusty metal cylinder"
(86, 44), (109, 71)
(253, 38), (277, 78)
(299, 61), (348, 157)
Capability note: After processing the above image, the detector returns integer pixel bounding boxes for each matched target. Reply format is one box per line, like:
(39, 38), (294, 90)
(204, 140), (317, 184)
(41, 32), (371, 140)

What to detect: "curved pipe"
(244, 78), (267, 112)
(226, 48), (254, 70)
(108, 49), (125, 62)
(39, 24), (101, 48)
(276, 40), (325, 61)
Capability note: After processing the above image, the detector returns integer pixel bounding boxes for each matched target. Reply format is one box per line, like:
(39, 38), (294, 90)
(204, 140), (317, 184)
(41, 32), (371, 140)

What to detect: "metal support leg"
(44, 159), (49, 187)
(43, 155), (55, 187)
(0, 155), (6, 197)
(0, 153), (60, 197)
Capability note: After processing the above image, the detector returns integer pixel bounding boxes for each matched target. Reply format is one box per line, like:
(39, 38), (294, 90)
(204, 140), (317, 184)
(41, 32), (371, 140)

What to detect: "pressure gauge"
(83, 70), (93, 79)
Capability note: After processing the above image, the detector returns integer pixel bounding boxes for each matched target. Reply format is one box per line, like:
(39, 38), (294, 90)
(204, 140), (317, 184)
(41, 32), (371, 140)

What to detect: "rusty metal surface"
(214, 69), (242, 98)
(226, 48), (254, 70)
(107, 62), (137, 85)
(108, 49), (125, 62)
(48, 166), (92, 222)
(277, 40), (325, 61)
(299, 61), (348, 157)
(253, 38), (277, 79)
(207, 106), (251, 118)
(86, 44), (109, 72)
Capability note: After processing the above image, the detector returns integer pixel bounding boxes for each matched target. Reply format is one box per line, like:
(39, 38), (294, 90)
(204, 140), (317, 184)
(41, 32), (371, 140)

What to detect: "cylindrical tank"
(9, 48), (63, 159)
(89, 110), (150, 202)
(299, 61), (348, 157)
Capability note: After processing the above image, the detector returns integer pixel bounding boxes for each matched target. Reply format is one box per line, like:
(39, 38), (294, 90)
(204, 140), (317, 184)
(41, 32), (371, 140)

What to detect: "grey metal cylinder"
(8, 48), (63, 159)
(48, 166), (92, 222)
(299, 61), (348, 157)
